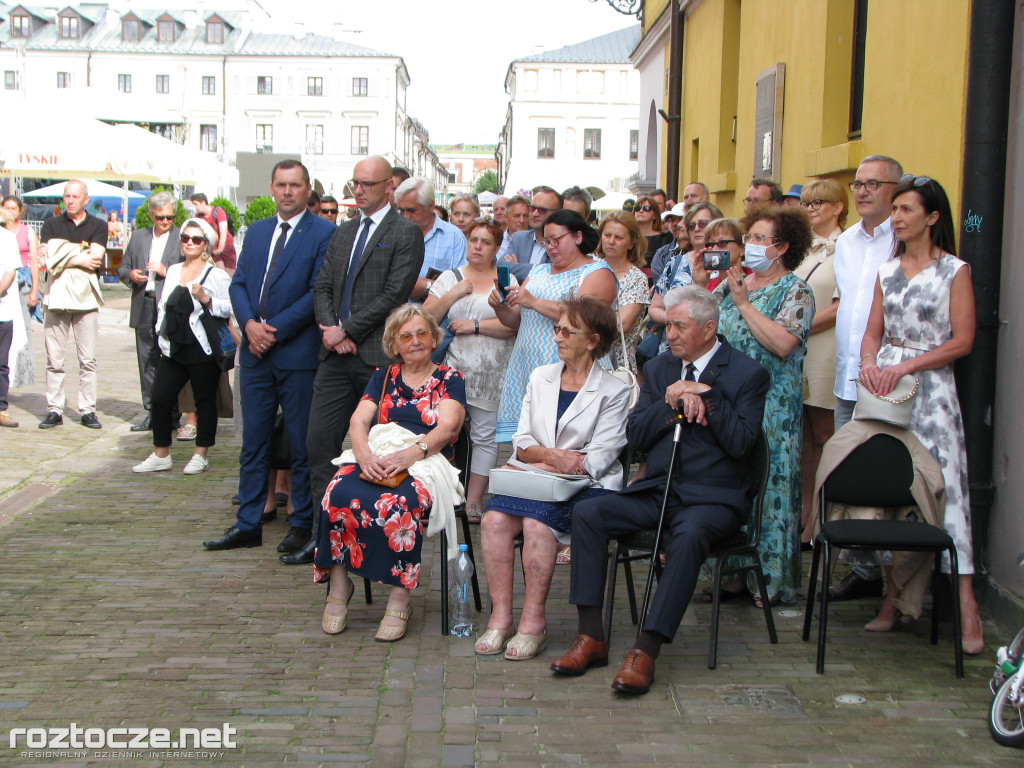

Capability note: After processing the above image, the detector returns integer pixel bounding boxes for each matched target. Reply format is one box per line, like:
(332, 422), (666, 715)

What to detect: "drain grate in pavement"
(672, 685), (807, 718)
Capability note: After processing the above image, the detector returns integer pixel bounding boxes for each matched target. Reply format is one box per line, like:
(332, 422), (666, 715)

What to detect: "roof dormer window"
(11, 14), (31, 37)
(59, 15), (80, 39)
(205, 20), (223, 44)
(157, 18), (175, 42)
(122, 18), (140, 41)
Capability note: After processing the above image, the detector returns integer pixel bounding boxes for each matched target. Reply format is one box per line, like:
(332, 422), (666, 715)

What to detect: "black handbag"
(197, 268), (236, 372)
(430, 268), (463, 365)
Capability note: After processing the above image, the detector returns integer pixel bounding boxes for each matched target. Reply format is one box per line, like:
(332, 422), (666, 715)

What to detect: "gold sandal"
(321, 580), (354, 635)
(374, 607), (412, 642)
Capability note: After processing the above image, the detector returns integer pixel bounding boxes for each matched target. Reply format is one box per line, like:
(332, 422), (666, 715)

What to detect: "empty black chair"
(801, 432), (963, 677)
(603, 428), (777, 669)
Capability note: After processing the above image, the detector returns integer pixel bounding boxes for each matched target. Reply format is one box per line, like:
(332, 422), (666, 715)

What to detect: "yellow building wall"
(674, 0), (971, 224)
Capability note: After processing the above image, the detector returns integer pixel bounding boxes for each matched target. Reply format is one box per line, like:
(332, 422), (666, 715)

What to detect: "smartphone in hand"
(496, 265), (511, 300)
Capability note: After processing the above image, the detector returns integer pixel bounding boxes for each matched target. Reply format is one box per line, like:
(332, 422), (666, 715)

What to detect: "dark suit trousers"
(306, 351), (376, 531)
(570, 489), (741, 641)
(236, 362), (316, 532)
(134, 294), (160, 410)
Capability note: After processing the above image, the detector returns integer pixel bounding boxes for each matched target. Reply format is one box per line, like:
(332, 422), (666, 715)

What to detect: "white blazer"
(156, 263), (232, 357)
(512, 360), (630, 489)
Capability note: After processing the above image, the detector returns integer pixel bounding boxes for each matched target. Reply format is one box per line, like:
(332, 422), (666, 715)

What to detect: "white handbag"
(610, 300), (641, 409)
(853, 375), (919, 428)
(488, 459), (591, 502)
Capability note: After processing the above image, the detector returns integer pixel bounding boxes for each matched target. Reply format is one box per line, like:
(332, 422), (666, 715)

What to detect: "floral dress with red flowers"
(313, 364), (466, 589)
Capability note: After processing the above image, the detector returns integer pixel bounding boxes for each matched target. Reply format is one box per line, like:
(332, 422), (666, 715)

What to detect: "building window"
(257, 76), (272, 95)
(306, 124), (324, 155)
(206, 21), (224, 44)
(118, 74), (132, 93)
(200, 124), (218, 152)
(59, 16), (80, 39)
(848, 0), (868, 138)
(583, 129), (602, 159)
(352, 77), (368, 96)
(157, 20), (175, 42)
(156, 74), (169, 94)
(576, 70), (604, 94)
(524, 69), (538, 92)
(122, 18), (139, 41)
(256, 124), (273, 152)
(307, 77), (323, 96)
(57, 72), (71, 89)
(202, 76), (216, 95)
(537, 128), (555, 159)
(629, 129), (639, 161)
(4, 71), (17, 90)
(11, 15), (31, 37)
(351, 126), (369, 155)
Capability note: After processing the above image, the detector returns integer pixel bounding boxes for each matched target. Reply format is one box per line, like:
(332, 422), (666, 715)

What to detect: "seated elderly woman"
(476, 297), (630, 661)
(313, 305), (467, 642)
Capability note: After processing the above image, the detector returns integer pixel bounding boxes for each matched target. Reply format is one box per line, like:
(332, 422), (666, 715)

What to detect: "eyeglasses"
(849, 179), (899, 191)
(349, 178), (389, 190)
(687, 219), (710, 231)
(153, 215), (175, 222)
(552, 324), (590, 338)
(632, 204), (653, 213)
(530, 204), (554, 215)
(900, 174), (932, 187)
(396, 328), (432, 343)
(179, 234), (206, 245)
(742, 233), (778, 245)
(799, 199), (835, 211)
(540, 231), (575, 249)
(705, 239), (739, 249)
(320, 208), (339, 215)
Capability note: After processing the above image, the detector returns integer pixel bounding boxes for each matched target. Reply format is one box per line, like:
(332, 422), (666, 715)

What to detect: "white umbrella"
(24, 180), (146, 199)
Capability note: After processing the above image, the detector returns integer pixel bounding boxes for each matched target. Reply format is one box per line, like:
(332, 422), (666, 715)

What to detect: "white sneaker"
(133, 453), (172, 473)
(183, 454), (209, 475)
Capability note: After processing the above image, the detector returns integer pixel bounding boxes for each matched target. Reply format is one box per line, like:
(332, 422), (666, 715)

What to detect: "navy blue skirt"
(487, 487), (613, 534)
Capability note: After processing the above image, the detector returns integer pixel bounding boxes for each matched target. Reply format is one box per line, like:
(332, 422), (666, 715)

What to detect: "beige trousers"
(43, 309), (98, 415)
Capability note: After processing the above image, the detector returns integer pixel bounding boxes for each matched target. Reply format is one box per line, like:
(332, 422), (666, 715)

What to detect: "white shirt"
(0, 228), (19, 322)
(527, 231), (547, 265)
(145, 230), (169, 294)
(833, 216), (895, 400)
(496, 229), (512, 260)
(354, 203), (392, 262)
(263, 208), (307, 285)
(681, 339), (721, 381)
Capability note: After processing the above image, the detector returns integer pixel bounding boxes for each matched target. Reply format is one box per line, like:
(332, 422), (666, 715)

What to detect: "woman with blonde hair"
(449, 195), (481, 235)
(595, 210), (649, 373)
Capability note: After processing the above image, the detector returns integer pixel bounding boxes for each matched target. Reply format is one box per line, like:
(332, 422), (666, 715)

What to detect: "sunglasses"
(632, 204), (653, 213)
(396, 328), (432, 343)
(705, 239), (738, 249)
(900, 174), (932, 187)
(179, 234), (206, 245)
(530, 204), (554, 215)
(552, 324), (590, 337)
(320, 208), (339, 214)
(153, 215), (175, 222)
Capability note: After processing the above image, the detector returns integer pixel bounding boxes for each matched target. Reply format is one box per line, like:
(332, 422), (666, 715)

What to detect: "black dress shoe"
(277, 526), (312, 553)
(203, 526), (262, 550)
(261, 509), (278, 524)
(130, 416), (152, 432)
(231, 494), (240, 505)
(280, 539), (316, 565)
(80, 412), (102, 429)
(828, 571), (884, 602)
(39, 411), (63, 429)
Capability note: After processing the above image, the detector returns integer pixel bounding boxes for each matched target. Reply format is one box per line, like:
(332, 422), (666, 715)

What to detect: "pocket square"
(375, 242), (389, 248)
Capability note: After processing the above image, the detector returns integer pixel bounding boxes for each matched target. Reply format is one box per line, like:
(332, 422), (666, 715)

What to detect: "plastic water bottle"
(450, 544), (476, 637)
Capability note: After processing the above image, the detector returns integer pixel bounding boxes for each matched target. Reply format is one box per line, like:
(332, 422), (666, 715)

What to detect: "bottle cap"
(459, 544), (468, 552)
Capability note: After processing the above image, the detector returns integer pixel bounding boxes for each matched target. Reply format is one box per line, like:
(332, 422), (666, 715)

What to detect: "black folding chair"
(801, 433), (963, 678)
(603, 428), (777, 669)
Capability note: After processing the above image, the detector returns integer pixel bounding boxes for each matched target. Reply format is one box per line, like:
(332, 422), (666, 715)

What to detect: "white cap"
(661, 202), (687, 221)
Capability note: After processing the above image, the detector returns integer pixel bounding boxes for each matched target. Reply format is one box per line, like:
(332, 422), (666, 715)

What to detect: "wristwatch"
(417, 441), (429, 458)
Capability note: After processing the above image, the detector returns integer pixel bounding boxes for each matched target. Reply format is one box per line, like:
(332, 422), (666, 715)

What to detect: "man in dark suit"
(497, 186), (562, 282)
(550, 285), (769, 694)
(281, 155), (424, 565)
(117, 192), (182, 432)
(203, 160), (336, 552)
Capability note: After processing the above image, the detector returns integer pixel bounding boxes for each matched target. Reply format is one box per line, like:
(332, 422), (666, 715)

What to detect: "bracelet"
(474, 320), (480, 335)
(860, 353), (876, 361)
(423, 279), (433, 299)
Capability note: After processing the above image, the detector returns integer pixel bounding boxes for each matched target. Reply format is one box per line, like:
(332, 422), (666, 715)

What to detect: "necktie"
(338, 218), (373, 321)
(684, 363), (697, 381)
(258, 221), (290, 320)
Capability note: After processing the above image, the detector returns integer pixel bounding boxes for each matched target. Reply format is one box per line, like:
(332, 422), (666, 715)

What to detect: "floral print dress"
(312, 365), (467, 589)
(717, 272), (814, 603)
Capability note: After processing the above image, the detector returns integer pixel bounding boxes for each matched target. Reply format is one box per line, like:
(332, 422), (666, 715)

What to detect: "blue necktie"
(338, 218), (372, 321)
(258, 221), (289, 320)
(684, 363), (697, 381)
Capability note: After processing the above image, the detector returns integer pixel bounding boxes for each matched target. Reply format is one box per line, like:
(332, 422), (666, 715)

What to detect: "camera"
(703, 250), (730, 271)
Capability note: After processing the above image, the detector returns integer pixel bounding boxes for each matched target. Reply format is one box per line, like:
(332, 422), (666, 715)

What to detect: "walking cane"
(637, 403), (687, 632)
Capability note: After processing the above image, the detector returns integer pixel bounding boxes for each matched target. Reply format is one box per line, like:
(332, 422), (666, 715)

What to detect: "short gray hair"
(562, 185), (593, 216)
(663, 285), (720, 328)
(148, 191), (177, 213)
(395, 177), (434, 208)
(860, 154), (903, 180)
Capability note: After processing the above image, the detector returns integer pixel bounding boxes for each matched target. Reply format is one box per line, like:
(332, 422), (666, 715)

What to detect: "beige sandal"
(321, 580), (354, 635)
(504, 630), (547, 661)
(475, 626), (516, 655)
(374, 607), (412, 642)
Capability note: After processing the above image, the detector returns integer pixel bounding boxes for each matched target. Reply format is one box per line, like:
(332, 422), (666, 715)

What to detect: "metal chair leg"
(802, 538), (822, 641)
(440, 530), (449, 636)
(815, 543), (834, 674)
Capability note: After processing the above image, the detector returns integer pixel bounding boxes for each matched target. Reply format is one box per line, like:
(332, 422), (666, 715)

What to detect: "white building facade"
(497, 26), (641, 199)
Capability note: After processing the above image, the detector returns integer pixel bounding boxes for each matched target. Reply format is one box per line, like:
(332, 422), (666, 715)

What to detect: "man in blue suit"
(550, 285), (769, 694)
(203, 160), (336, 552)
(497, 186), (562, 282)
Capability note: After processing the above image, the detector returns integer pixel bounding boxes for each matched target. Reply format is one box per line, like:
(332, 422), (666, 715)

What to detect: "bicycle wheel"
(989, 676), (1024, 747)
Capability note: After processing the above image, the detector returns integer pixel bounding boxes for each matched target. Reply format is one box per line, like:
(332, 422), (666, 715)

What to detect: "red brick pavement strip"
(1, 289), (1022, 767)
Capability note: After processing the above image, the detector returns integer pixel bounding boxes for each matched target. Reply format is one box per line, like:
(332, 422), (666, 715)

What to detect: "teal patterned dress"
(717, 272), (814, 603)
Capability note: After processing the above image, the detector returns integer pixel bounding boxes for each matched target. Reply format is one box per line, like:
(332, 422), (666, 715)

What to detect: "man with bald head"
(491, 196), (509, 228)
(38, 180), (108, 429)
(283, 154), (424, 565)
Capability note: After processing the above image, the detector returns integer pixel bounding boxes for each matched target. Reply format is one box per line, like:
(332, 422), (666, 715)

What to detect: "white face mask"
(742, 243), (777, 273)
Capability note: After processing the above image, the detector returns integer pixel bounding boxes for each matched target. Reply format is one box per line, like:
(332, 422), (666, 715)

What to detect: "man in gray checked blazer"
(281, 155), (424, 565)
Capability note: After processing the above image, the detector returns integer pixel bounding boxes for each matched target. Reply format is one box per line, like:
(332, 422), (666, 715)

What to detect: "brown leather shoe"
(611, 648), (655, 694)
(550, 634), (609, 676)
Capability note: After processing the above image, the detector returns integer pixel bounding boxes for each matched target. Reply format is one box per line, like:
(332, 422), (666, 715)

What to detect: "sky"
(259, 0), (640, 145)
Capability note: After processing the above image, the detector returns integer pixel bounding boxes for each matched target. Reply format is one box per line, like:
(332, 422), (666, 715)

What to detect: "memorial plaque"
(752, 63), (785, 182)
(672, 684), (806, 719)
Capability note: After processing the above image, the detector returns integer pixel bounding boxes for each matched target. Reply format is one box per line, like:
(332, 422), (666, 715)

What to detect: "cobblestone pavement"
(0, 287), (1019, 767)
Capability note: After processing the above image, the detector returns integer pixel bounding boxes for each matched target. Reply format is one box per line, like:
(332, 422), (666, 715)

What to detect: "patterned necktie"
(258, 221), (290, 320)
(684, 363), (697, 381)
(338, 217), (372, 321)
